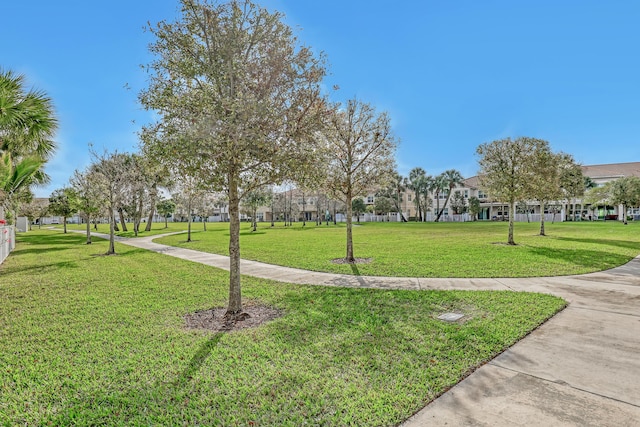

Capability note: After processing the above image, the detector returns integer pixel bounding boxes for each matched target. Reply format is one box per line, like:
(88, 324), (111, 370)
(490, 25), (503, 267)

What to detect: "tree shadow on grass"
(350, 263), (360, 276)
(44, 333), (225, 425)
(525, 246), (632, 271)
(553, 236), (640, 251)
(16, 235), (87, 246)
(9, 246), (71, 257)
(172, 333), (223, 387)
(239, 231), (266, 236)
(0, 260), (79, 275)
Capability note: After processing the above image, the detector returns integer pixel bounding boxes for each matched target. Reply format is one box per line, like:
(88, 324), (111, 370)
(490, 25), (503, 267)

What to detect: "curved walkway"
(97, 231), (640, 425)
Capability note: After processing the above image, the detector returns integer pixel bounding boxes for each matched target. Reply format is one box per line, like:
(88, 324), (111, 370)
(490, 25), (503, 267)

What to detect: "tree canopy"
(324, 98), (397, 261)
(140, 0), (328, 318)
(477, 137), (548, 244)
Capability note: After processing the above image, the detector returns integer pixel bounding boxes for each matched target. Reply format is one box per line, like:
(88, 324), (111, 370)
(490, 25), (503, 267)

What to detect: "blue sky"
(3, 1), (639, 197)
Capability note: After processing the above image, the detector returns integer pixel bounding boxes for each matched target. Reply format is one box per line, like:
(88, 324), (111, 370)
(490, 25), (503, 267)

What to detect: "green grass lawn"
(155, 220), (640, 278)
(0, 230), (565, 426)
(55, 221), (191, 238)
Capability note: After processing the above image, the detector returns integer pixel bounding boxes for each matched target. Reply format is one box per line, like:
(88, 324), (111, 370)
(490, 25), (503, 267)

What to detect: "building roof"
(462, 175), (480, 189)
(462, 161), (640, 189)
(581, 162), (640, 179)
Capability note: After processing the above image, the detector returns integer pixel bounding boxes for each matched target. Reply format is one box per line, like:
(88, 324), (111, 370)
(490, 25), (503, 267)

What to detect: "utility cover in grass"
(438, 312), (465, 322)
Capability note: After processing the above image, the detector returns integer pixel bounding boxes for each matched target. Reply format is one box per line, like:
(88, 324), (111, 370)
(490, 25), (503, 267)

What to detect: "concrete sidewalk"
(94, 231), (640, 426)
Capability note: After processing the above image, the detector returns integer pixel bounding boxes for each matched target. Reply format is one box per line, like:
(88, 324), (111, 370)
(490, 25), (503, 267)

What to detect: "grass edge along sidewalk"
(152, 220), (640, 278)
(1, 229), (565, 426)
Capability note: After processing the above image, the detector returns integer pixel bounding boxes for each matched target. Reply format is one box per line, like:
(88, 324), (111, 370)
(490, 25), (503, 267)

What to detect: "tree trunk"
(270, 196), (275, 227)
(622, 204), (627, 225)
(345, 190), (354, 262)
(333, 201), (337, 225)
(437, 190), (453, 221)
(539, 200), (546, 236)
(107, 212), (116, 255)
(302, 194), (306, 227)
(187, 201), (192, 243)
(63, 216), (67, 234)
(133, 204), (140, 237)
(508, 201), (516, 245)
(118, 208), (128, 232)
(226, 172), (243, 317)
(85, 216), (92, 244)
(252, 207), (257, 232)
(204, 217), (207, 231)
(145, 207), (154, 232)
(435, 193), (440, 222)
(145, 185), (157, 232)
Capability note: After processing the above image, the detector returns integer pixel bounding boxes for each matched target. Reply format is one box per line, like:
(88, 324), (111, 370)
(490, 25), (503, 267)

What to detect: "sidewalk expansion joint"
(494, 279), (515, 291)
(489, 362), (640, 409)
(568, 305), (640, 319)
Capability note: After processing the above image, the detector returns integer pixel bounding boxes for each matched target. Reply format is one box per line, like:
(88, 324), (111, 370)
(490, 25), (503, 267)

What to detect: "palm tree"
(0, 69), (57, 217)
(430, 174), (447, 222)
(0, 153), (45, 208)
(435, 169), (464, 221)
(392, 172), (408, 222)
(0, 69), (57, 158)
(409, 167), (433, 221)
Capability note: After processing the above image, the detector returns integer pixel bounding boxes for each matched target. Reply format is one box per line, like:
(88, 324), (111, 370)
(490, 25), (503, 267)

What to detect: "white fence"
(335, 212), (565, 223)
(0, 226), (16, 265)
(513, 213), (564, 223)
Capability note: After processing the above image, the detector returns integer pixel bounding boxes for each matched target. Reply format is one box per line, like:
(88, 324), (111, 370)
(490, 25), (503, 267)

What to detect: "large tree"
(171, 171), (206, 242)
(90, 150), (129, 255)
(609, 176), (640, 225)
(324, 99), (397, 262)
(156, 198), (176, 228)
(140, 0), (327, 318)
(242, 187), (270, 232)
(477, 137), (547, 245)
(70, 168), (105, 244)
(48, 187), (78, 234)
(558, 154), (585, 222)
(525, 141), (558, 236)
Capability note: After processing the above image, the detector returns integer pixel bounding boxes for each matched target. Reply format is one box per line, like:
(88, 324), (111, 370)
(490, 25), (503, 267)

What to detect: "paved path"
(94, 231), (640, 426)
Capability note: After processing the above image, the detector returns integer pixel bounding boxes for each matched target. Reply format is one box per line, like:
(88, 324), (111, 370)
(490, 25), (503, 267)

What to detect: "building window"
(464, 190), (469, 198)
(478, 191), (487, 199)
(367, 196), (374, 204)
(407, 194), (412, 202)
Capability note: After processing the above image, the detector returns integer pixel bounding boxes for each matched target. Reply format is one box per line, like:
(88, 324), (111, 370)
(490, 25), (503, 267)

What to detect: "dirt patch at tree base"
(184, 303), (283, 333)
(331, 257), (373, 264)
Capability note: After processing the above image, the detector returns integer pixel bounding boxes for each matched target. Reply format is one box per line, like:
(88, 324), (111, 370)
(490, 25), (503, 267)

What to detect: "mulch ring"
(184, 303), (283, 333)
